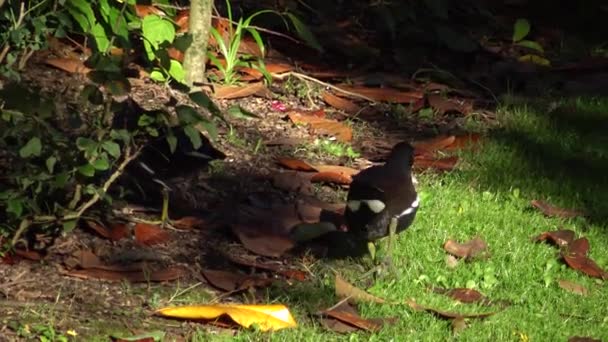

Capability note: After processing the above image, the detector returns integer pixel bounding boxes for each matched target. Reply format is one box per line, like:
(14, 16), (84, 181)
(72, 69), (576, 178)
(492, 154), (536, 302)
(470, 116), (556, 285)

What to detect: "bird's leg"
(380, 217), (398, 276)
(367, 241), (377, 262)
(160, 188), (170, 228)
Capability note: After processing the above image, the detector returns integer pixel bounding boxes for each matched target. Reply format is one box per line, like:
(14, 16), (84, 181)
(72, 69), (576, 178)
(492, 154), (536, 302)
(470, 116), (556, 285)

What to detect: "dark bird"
(345, 141), (419, 261)
(122, 128), (225, 219)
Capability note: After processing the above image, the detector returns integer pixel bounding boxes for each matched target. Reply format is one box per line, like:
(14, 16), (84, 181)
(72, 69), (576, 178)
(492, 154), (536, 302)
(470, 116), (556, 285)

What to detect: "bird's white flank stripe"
(347, 199), (386, 213)
(397, 195), (420, 218)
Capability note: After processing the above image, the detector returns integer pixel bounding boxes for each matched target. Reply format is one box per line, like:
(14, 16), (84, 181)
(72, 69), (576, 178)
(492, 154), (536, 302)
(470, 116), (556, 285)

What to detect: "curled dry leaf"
(531, 200), (585, 218)
(172, 216), (207, 230)
(276, 157), (318, 172)
(134, 223), (171, 246)
(413, 135), (456, 155)
(45, 58), (91, 74)
(335, 274), (385, 304)
(320, 301), (393, 332)
(156, 304), (297, 332)
(562, 238), (607, 279)
(66, 266), (187, 282)
(443, 236), (488, 259)
(202, 269), (273, 292)
(336, 85), (424, 104)
(287, 111), (353, 142)
(214, 82), (270, 99)
(232, 224), (295, 258)
(534, 229), (576, 247)
(434, 287), (486, 304)
(557, 279), (589, 296)
(310, 171), (352, 185)
(427, 94), (474, 115)
(406, 299), (498, 320)
(322, 91), (362, 114)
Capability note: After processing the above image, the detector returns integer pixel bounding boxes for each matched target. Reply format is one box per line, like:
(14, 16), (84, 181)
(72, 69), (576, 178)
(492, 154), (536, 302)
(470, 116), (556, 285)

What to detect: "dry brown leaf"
(202, 269), (273, 292)
(14, 249), (43, 261)
(134, 4), (165, 17)
(406, 299), (498, 319)
(224, 253), (308, 281)
(565, 239), (608, 279)
(335, 274), (385, 304)
(239, 63), (293, 80)
(444, 237), (488, 259)
(276, 157), (318, 172)
(568, 337), (601, 342)
(172, 216), (207, 230)
(232, 225), (295, 258)
(45, 58), (91, 74)
(134, 223), (170, 246)
(427, 94), (474, 115)
(534, 229), (576, 247)
(557, 279), (589, 296)
(531, 200), (585, 218)
(445, 134), (482, 151)
(214, 82), (270, 99)
(310, 171), (352, 185)
(413, 135), (456, 155)
(322, 91), (362, 113)
(321, 301), (385, 332)
(444, 288), (486, 304)
(66, 266), (186, 282)
(287, 111), (353, 142)
(337, 85), (424, 104)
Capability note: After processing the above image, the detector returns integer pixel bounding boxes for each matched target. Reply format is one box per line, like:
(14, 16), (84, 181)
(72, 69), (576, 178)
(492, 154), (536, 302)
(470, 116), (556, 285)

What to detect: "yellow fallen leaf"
(156, 304), (297, 331)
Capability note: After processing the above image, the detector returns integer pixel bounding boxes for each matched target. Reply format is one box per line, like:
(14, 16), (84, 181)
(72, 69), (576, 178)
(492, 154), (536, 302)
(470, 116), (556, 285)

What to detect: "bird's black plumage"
(345, 142), (419, 241)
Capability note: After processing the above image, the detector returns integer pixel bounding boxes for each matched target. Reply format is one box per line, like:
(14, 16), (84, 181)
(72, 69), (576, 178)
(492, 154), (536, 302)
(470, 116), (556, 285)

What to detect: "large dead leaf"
(443, 237), (488, 260)
(433, 287), (487, 304)
(557, 279), (589, 296)
(287, 111), (353, 142)
(534, 229), (576, 247)
(134, 223), (171, 246)
(214, 82), (270, 99)
(312, 165), (358, 185)
(322, 91), (362, 114)
(202, 269), (273, 292)
(65, 266), (186, 282)
(171, 216), (207, 230)
(530, 200), (585, 218)
(561, 238), (608, 279)
(413, 135), (456, 155)
(335, 274), (385, 304)
(156, 304), (297, 331)
(336, 85), (424, 104)
(568, 337), (601, 342)
(224, 253), (308, 281)
(238, 63), (293, 80)
(45, 58), (91, 74)
(406, 299), (498, 319)
(320, 301), (394, 332)
(232, 224), (295, 258)
(276, 157), (318, 172)
(427, 94), (474, 115)
(85, 220), (129, 241)
(444, 134), (482, 151)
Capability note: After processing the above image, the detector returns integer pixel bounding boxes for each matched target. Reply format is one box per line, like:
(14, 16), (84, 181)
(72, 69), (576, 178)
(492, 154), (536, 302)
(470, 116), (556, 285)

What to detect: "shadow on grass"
(474, 97), (608, 228)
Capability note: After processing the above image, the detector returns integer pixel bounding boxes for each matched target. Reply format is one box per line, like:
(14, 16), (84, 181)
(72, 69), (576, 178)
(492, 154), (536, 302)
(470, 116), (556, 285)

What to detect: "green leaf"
(513, 18), (530, 42)
(76, 137), (97, 151)
(141, 15), (176, 60)
(176, 105), (202, 124)
(92, 155), (110, 170)
(189, 91), (225, 121)
(150, 69), (167, 82)
(200, 120), (218, 141)
(516, 40), (544, 53)
(285, 12), (323, 52)
(227, 105), (261, 120)
(168, 59), (185, 83)
(110, 129), (131, 144)
(138, 114), (155, 127)
(78, 163), (96, 177)
(7, 198), (23, 217)
(166, 134), (177, 154)
(101, 141), (121, 158)
(63, 219), (78, 232)
(46, 156), (57, 174)
(19, 137), (42, 158)
(183, 125), (202, 150)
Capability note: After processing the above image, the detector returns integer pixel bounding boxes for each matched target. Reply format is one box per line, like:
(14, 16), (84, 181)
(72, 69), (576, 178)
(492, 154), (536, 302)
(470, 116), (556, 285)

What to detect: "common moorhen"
(122, 128), (225, 221)
(345, 141), (419, 261)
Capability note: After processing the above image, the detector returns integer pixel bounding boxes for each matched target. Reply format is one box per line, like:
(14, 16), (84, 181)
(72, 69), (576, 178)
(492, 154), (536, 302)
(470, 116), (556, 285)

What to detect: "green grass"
(208, 97), (608, 341)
